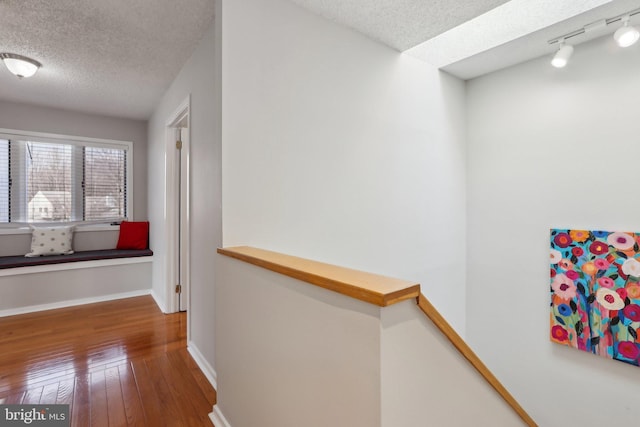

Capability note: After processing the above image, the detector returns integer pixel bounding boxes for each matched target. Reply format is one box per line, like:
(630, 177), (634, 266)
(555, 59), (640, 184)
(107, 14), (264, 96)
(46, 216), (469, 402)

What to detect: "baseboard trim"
(150, 289), (168, 313)
(209, 405), (231, 427)
(0, 289), (151, 317)
(187, 341), (217, 390)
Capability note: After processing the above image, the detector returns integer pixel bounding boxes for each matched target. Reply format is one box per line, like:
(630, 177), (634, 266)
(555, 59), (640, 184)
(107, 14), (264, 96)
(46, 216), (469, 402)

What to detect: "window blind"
(84, 147), (126, 221)
(18, 141), (73, 222)
(0, 138), (127, 224)
(0, 140), (8, 222)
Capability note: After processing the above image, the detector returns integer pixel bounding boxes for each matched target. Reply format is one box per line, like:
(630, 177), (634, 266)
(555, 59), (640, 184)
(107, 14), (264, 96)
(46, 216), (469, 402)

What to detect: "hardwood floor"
(0, 295), (217, 426)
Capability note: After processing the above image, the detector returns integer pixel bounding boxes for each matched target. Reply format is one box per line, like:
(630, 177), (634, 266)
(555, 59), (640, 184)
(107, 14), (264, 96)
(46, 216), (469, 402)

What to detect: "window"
(0, 129), (131, 225)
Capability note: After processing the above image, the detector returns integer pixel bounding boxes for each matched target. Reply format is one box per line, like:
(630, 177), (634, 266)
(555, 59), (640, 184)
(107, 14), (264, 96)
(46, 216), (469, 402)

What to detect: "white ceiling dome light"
(614, 16), (640, 47)
(0, 53), (42, 79)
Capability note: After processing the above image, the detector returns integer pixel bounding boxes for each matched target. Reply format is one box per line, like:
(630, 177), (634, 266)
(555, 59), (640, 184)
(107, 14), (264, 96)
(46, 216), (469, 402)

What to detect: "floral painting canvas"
(550, 229), (640, 366)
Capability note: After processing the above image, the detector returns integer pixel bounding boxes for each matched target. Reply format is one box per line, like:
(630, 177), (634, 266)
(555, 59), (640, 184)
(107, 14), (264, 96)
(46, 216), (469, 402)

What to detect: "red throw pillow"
(116, 221), (149, 250)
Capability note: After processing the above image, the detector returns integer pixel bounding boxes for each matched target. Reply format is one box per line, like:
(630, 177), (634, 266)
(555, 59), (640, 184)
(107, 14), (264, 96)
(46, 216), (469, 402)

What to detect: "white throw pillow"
(25, 225), (75, 257)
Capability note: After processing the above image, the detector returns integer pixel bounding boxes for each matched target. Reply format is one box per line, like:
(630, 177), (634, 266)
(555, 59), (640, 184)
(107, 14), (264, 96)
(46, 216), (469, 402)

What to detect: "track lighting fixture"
(548, 8), (639, 68)
(551, 43), (573, 68)
(614, 15), (640, 47)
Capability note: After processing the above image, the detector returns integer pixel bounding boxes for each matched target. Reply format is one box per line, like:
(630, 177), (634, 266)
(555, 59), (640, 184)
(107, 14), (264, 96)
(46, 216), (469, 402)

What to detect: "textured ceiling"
(0, 0), (214, 120)
(288, 0), (511, 51)
(0, 0), (634, 120)
(292, 0), (634, 80)
(404, 0), (613, 75)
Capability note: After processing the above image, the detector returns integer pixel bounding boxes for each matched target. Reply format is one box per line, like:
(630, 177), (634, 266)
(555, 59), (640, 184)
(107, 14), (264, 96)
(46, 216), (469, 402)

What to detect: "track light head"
(614, 16), (640, 47)
(551, 43), (574, 68)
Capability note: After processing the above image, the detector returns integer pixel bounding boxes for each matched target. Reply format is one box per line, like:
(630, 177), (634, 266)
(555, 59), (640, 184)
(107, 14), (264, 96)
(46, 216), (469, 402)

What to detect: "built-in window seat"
(0, 245), (154, 317)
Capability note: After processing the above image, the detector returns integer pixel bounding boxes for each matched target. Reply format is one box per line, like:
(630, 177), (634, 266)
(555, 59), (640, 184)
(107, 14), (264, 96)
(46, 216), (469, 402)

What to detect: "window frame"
(0, 128), (133, 228)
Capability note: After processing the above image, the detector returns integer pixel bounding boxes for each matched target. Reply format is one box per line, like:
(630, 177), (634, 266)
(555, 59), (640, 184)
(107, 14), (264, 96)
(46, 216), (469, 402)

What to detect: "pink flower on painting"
(597, 277), (615, 289)
(622, 258), (640, 278)
(565, 270), (579, 280)
(623, 304), (640, 322)
(559, 259), (574, 271)
(550, 269), (556, 278)
(616, 288), (628, 300)
(554, 233), (572, 248)
(551, 274), (577, 300)
(572, 247), (584, 257)
(618, 342), (640, 360)
(608, 232), (636, 250)
(594, 258), (610, 270)
(589, 241), (609, 255)
(550, 249), (562, 264)
(596, 288), (625, 310)
(551, 325), (568, 342)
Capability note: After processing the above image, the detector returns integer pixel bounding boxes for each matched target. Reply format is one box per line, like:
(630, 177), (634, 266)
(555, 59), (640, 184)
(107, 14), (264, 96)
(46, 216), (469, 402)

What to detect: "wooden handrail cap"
(217, 246), (420, 307)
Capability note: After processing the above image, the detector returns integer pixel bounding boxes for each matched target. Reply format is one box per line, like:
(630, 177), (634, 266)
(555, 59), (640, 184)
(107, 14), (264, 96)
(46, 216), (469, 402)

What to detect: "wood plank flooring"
(0, 295), (217, 426)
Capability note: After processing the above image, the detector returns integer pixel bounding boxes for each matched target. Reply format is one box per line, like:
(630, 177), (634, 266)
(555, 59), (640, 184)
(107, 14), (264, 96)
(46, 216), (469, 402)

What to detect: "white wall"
(215, 254), (382, 427)
(221, 0), (468, 333)
(467, 35), (640, 425)
(0, 100), (148, 220)
(381, 300), (525, 427)
(0, 261), (151, 315)
(215, 252), (527, 427)
(147, 14), (221, 367)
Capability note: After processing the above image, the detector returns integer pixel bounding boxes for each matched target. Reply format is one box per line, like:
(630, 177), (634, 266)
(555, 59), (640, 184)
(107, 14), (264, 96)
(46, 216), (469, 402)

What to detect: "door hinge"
(176, 140), (183, 150)
(175, 284), (182, 293)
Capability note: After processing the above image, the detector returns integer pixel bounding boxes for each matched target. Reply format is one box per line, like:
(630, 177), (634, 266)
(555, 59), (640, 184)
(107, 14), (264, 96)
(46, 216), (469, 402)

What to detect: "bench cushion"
(0, 249), (153, 270)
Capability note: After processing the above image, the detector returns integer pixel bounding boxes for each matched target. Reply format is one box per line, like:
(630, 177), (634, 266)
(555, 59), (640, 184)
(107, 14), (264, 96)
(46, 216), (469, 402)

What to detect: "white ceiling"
(405, 0), (612, 76)
(287, 0), (512, 51)
(0, 0), (637, 120)
(0, 0), (215, 120)
(290, 0), (640, 80)
(424, 0), (640, 79)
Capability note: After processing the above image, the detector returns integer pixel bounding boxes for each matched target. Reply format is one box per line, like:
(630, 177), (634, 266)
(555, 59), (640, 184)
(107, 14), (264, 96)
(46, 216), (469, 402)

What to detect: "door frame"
(164, 96), (191, 325)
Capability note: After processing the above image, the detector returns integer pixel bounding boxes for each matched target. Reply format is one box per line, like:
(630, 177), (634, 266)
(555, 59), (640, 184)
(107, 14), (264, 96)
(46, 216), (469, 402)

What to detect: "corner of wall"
(187, 341), (218, 389)
(150, 289), (167, 313)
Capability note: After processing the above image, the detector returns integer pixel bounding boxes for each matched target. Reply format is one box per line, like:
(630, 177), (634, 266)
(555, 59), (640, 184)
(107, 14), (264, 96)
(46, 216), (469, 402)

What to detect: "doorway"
(166, 97), (190, 316)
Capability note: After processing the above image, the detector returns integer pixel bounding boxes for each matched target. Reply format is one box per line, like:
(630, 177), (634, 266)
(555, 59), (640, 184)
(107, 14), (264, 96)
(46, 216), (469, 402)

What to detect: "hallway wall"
(467, 35), (640, 425)
(147, 16), (221, 369)
(221, 0), (468, 334)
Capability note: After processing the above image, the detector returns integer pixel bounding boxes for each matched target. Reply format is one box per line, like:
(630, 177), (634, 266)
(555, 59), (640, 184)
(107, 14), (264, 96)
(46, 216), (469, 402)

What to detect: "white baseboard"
(0, 289), (151, 317)
(150, 289), (168, 313)
(187, 341), (217, 390)
(209, 405), (231, 427)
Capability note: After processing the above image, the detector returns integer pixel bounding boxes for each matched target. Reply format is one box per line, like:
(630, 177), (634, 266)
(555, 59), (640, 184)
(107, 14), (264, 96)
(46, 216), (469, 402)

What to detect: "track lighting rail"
(548, 7), (640, 45)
